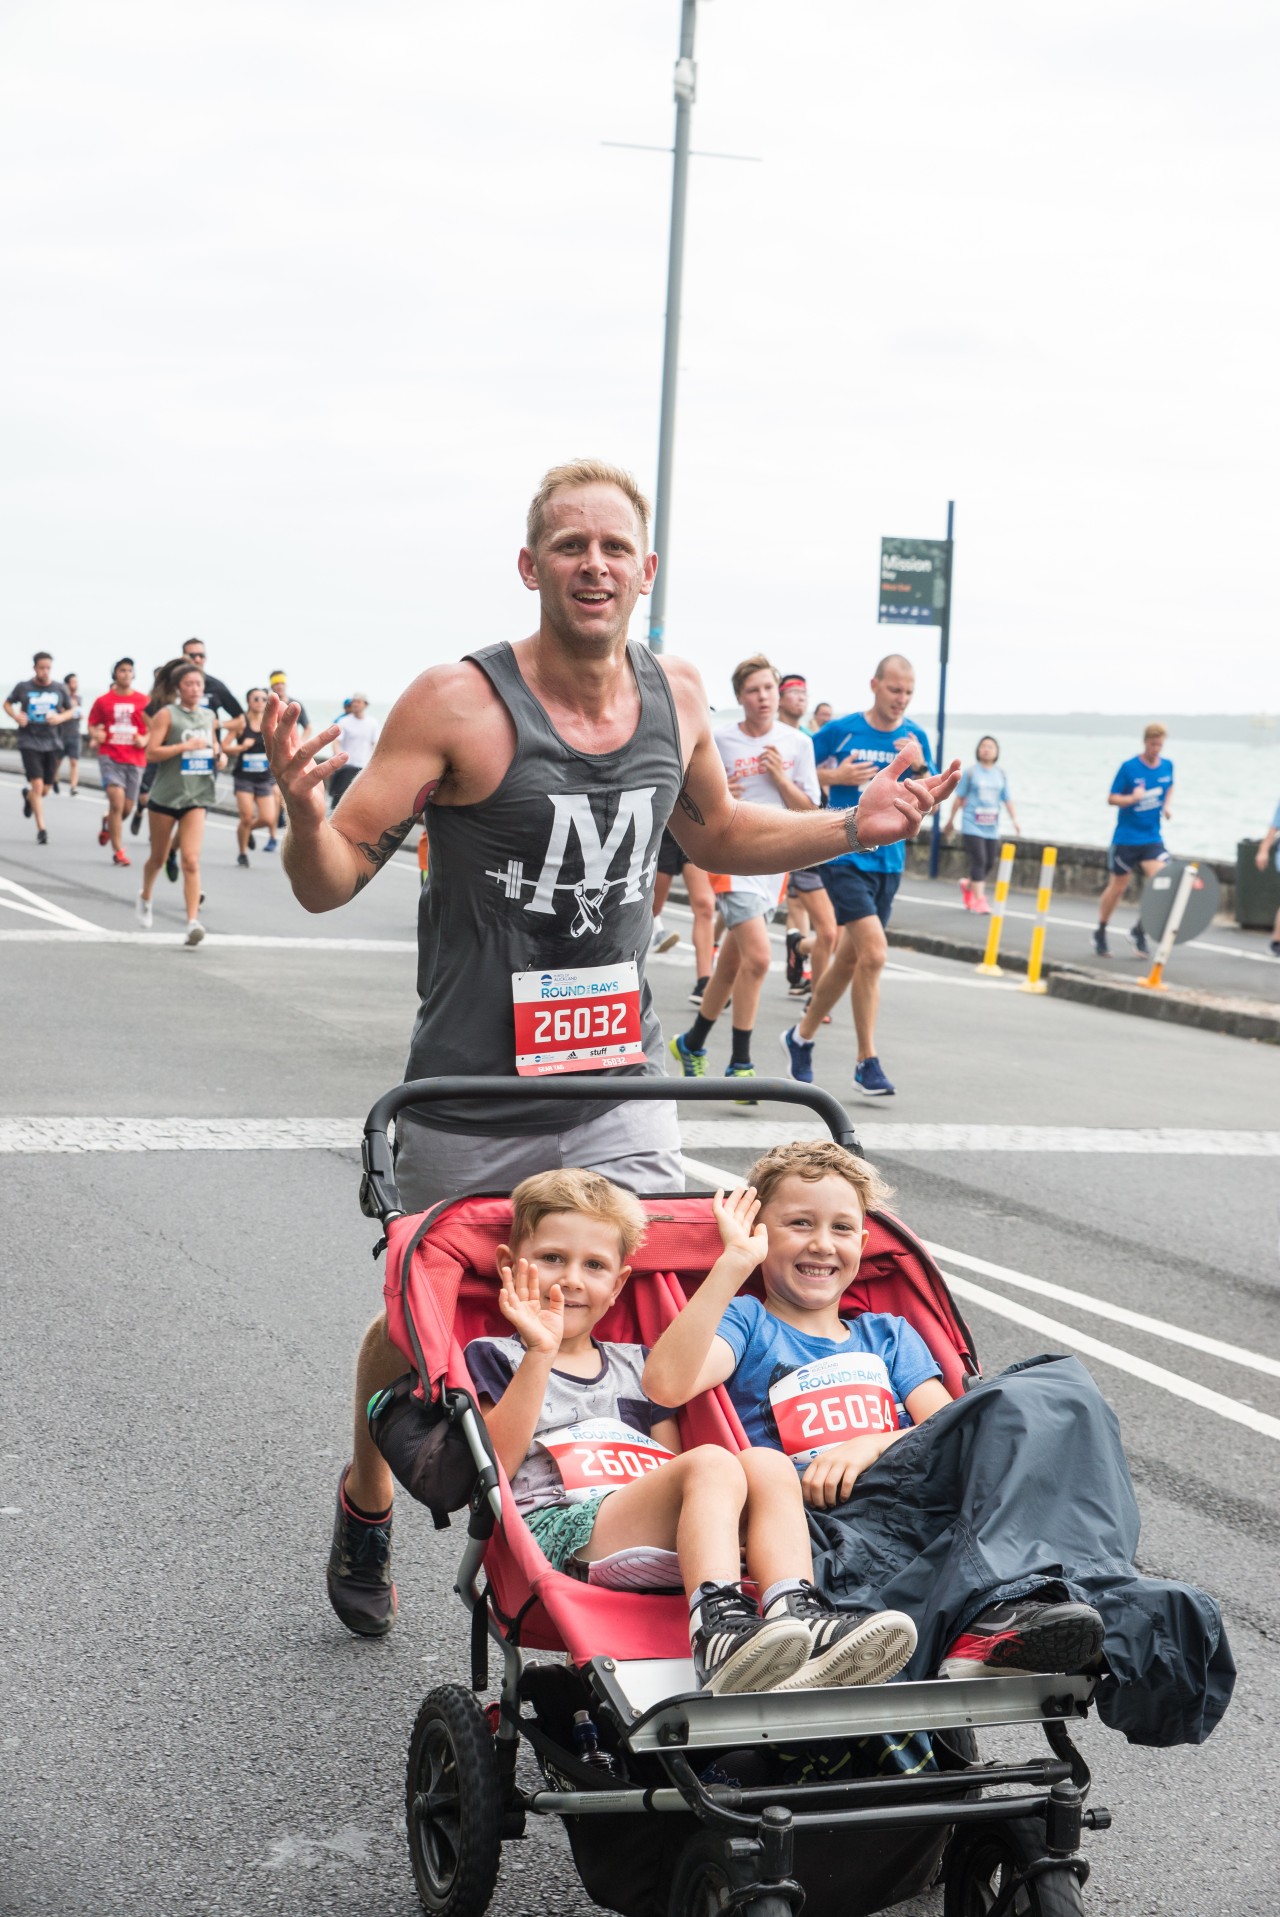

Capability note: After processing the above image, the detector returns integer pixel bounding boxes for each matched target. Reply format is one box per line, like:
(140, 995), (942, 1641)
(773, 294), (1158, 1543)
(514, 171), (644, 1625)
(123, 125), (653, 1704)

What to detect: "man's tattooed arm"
(676, 774), (705, 826)
(350, 781), (438, 897)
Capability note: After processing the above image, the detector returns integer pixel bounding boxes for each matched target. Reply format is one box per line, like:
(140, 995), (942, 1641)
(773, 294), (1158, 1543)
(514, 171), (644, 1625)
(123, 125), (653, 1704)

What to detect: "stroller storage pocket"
(367, 1372), (478, 1527)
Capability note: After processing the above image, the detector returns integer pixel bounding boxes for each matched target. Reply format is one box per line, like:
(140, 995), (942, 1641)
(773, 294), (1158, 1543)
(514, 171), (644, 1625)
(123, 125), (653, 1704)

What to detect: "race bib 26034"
(768, 1353), (899, 1469)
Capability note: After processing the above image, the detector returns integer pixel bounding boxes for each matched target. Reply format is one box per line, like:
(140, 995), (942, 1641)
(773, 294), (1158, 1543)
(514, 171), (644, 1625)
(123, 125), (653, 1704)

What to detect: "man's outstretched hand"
(263, 693), (347, 830)
(854, 746), (961, 849)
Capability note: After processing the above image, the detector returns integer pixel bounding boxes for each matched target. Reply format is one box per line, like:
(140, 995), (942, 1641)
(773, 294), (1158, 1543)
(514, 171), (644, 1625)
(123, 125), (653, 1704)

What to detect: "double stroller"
(360, 1077), (1110, 1917)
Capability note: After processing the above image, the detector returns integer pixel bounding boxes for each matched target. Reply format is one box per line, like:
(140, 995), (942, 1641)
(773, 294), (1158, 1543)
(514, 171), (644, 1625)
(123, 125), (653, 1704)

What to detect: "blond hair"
(731, 653), (779, 700)
(746, 1140), (893, 1217)
(525, 461), (652, 553)
(1143, 722), (1168, 741)
(509, 1167), (648, 1261)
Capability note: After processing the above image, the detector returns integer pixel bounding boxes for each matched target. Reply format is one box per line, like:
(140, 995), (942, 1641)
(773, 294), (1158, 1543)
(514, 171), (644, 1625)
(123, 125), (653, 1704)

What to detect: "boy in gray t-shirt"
(462, 1167), (915, 1697)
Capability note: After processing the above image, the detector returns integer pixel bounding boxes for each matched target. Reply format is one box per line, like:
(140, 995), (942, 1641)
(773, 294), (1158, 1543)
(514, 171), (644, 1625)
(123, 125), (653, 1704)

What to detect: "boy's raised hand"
(496, 1254), (564, 1358)
(712, 1185), (769, 1283)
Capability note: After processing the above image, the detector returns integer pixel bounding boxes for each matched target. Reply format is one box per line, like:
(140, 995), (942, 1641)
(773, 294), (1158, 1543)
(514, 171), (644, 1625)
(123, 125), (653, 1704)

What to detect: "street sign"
(1139, 859), (1221, 945)
(878, 537), (950, 625)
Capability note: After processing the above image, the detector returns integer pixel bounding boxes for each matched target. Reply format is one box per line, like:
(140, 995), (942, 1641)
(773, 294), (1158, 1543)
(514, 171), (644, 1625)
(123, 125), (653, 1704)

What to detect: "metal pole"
(647, 0), (698, 653)
(927, 498), (954, 876)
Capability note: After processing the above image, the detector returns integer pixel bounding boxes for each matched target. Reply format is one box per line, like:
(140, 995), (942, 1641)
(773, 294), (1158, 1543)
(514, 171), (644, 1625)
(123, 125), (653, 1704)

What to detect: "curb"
(886, 928), (1280, 1045)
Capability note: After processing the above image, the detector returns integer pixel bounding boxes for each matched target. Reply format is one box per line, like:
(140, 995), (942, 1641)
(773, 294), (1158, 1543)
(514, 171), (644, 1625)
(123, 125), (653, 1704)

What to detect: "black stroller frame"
(362, 1078), (1111, 1917)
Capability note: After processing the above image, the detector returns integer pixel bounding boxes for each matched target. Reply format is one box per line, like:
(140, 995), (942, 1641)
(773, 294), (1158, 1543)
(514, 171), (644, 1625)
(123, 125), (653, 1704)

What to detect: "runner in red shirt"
(88, 659), (150, 866)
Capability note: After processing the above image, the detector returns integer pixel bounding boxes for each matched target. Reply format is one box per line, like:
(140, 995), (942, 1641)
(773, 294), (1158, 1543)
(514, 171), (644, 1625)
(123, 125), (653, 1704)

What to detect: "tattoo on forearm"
(676, 777), (705, 826)
(349, 781), (438, 897)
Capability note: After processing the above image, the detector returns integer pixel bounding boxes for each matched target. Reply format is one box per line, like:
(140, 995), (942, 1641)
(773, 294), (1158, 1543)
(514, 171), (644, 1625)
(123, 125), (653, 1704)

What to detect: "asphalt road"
(3, 783), (1280, 1916)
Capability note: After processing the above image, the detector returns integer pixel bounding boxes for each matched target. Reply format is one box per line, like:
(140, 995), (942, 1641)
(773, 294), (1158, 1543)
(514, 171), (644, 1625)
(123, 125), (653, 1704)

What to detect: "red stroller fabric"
(383, 1194), (978, 1665)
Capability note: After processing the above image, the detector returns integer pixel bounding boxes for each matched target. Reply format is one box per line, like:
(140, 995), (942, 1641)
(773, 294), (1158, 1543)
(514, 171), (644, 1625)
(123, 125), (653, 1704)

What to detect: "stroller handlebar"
(360, 1075), (863, 1223)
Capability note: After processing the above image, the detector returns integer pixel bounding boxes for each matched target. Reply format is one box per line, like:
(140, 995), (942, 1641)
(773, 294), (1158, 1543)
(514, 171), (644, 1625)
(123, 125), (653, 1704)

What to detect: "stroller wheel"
(667, 1830), (793, 1917)
(944, 1814), (1086, 1917)
(406, 1682), (503, 1917)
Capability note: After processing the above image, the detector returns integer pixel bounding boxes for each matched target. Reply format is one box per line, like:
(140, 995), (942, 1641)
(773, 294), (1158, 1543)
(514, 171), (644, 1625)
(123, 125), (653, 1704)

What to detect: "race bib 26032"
(768, 1353), (899, 1469)
(512, 962), (644, 1078)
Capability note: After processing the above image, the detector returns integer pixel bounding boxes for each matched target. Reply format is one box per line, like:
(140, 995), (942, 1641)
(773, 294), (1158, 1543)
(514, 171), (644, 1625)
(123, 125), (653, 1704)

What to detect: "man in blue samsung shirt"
(781, 655), (934, 1097)
(1093, 722), (1174, 959)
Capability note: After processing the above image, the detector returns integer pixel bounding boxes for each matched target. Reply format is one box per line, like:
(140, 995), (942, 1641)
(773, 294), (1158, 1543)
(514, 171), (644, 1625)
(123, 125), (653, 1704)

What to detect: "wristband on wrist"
(843, 807), (864, 852)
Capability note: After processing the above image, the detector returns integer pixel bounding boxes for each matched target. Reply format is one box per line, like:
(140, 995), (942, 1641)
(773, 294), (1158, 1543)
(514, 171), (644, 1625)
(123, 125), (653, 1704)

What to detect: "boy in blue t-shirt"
(781, 655), (938, 1101)
(1094, 722), (1174, 959)
(644, 1140), (1106, 1680)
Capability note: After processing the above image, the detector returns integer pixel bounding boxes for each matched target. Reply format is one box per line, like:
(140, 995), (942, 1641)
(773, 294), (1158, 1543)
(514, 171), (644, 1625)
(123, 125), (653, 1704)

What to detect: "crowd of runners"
(3, 641), (378, 947)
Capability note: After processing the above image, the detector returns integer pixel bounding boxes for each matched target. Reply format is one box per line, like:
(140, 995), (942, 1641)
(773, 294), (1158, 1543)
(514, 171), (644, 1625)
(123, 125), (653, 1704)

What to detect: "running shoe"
(651, 926), (679, 954)
(36, 828), (48, 845)
(1092, 926), (1108, 957)
(780, 1024), (815, 1084)
(854, 1056), (895, 1098)
(973, 896), (991, 914)
(185, 919), (205, 947)
(688, 975), (709, 1006)
(248, 833), (257, 852)
(689, 1582), (810, 1695)
(113, 851), (131, 868)
(766, 1585), (918, 1690)
(237, 852), (250, 868)
(264, 835), (279, 852)
(1129, 922), (1149, 957)
(959, 879), (973, 909)
(326, 1469), (397, 1637)
(22, 787), (32, 819)
(129, 806), (143, 836)
(784, 929), (805, 991)
(98, 816), (111, 847)
(724, 1061), (757, 1106)
(51, 781), (60, 795)
(165, 850), (179, 883)
(669, 1032), (707, 1077)
(136, 895), (153, 929)
(1270, 940), (1280, 958)
(938, 1597), (1105, 1680)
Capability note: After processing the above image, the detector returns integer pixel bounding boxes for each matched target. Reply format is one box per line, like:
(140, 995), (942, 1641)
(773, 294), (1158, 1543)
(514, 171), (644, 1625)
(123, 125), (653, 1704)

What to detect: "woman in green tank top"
(138, 660), (226, 946)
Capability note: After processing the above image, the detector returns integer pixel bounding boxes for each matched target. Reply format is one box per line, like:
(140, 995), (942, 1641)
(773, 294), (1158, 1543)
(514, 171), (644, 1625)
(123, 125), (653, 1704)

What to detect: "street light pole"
(647, 0), (698, 653)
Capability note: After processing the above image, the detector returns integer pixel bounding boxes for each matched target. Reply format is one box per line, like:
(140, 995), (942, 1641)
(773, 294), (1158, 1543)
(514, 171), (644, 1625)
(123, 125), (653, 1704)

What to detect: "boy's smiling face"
(757, 1172), (870, 1324)
(505, 1210), (629, 1336)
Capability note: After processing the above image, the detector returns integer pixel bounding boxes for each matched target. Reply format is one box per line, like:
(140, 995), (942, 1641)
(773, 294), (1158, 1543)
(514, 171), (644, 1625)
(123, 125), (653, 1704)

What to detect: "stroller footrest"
(586, 1660), (1095, 1752)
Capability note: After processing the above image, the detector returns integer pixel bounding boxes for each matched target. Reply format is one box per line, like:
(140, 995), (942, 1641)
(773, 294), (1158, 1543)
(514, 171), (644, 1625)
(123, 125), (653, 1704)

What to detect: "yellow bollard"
(1019, 846), (1058, 994)
(975, 843), (1016, 976)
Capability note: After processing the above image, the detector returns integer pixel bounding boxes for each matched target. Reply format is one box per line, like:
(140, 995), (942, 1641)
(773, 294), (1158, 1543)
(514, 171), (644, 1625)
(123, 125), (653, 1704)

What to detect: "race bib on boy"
(241, 752), (269, 774)
(540, 1418), (674, 1503)
(512, 963), (644, 1078)
(768, 1353), (899, 1469)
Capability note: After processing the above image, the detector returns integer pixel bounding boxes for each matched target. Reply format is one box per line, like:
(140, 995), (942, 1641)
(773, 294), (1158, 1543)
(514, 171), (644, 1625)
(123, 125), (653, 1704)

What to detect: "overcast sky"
(3, 1), (1277, 720)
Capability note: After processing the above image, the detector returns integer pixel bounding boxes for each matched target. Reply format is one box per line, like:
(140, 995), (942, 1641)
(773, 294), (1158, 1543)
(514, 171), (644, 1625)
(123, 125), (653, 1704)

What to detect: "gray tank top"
(405, 642), (684, 1135)
(148, 703), (219, 810)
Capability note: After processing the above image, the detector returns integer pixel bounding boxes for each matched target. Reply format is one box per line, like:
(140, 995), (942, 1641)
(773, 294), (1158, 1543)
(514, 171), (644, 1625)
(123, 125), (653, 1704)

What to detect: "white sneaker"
(651, 925), (680, 954)
(136, 895), (153, 929)
(185, 919), (205, 947)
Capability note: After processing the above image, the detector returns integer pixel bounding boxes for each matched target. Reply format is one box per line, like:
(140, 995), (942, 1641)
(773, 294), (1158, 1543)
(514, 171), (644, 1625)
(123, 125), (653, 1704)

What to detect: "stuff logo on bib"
(485, 787), (658, 940)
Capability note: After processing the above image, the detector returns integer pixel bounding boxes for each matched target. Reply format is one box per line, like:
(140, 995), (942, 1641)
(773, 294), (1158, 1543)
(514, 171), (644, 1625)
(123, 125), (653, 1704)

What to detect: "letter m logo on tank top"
(500, 787), (656, 937)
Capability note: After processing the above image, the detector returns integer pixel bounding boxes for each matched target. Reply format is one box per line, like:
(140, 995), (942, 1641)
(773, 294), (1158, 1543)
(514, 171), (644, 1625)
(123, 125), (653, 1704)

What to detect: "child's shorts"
(525, 1493), (611, 1572)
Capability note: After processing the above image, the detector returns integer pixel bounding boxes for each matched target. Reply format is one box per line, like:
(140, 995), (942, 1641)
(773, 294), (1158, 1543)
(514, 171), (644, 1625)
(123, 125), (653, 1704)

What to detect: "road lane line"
(0, 874), (106, 932)
(0, 929), (416, 950)
(678, 1121), (1280, 1154)
(940, 1272), (1280, 1443)
(923, 1241), (1280, 1379)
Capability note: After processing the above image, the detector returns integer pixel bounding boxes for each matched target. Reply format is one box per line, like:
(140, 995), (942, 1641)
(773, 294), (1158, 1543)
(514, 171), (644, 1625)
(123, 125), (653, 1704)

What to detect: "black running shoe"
(767, 1583), (917, 1689)
(22, 787), (32, 819)
(1091, 926), (1108, 957)
(129, 806), (144, 836)
(36, 828), (48, 845)
(326, 1470), (397, 1637)
(165, 850), (178, 883)
(785, 929), (805, 991)
(690, 1583), (810, 1694)
(248, 832), (257, 852)
(939, 1597), (1104, 1679)
(688, 975), (709, 1007)
(237, 852), (250, 868)
(1129, 922), (1149, 957)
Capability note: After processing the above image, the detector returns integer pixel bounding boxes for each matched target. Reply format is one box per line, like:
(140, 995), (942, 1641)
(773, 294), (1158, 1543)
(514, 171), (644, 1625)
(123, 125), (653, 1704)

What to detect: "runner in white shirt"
(670, 655), (820, 1098)
(329, 694), (380, 810)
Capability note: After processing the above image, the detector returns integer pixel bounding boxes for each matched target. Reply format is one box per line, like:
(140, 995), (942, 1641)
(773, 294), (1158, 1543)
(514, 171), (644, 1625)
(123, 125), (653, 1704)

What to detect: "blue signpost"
(878, 503), (955, 877)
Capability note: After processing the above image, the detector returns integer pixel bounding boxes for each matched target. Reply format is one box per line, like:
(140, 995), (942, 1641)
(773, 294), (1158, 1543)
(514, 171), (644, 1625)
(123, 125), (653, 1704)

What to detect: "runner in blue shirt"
(944, 735), (1020, 913)
(781, 654), (937, 1098)
(1094, 723), (1174, 959)
(1254, 801), (1280, 957)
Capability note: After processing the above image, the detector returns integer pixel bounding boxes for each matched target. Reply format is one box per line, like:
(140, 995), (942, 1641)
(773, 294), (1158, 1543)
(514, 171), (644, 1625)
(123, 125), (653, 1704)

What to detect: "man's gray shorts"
(394, 1097), (684, 1210)
(788, 867), (828, 896)
(719, 888), (773, 930)
(100, 760), (143, 802)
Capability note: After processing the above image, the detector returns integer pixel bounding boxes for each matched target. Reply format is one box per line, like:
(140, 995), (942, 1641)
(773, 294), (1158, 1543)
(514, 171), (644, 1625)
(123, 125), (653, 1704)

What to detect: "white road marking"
(678, 1120), (1280, 1155)
(0, 873), (104, 933)
(680, 1153), (1280, 1428)
(941, 1272), (1280, 1444)
(0, 1117), (359, 1153)
(0, 927), (415, 950)
(894, 888), (1276, 967)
